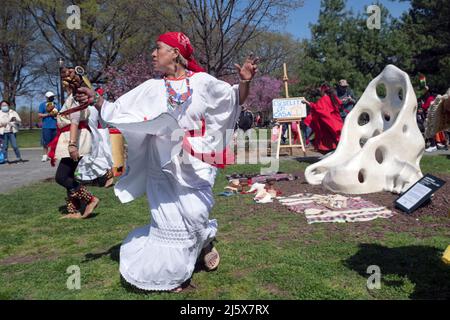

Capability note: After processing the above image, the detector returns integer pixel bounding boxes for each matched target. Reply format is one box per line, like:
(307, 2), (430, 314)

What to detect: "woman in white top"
(76, 32), (258, 292)
(0, 100), (24, 163)
(48, 68), (100, 219)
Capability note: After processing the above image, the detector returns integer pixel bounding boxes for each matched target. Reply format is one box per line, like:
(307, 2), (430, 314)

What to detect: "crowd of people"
(0, 29), (449, 294)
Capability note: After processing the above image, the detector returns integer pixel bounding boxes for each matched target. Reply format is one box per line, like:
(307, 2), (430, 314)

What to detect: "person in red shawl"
(76, 32), (258, 292)
(304, 84), (344, 154)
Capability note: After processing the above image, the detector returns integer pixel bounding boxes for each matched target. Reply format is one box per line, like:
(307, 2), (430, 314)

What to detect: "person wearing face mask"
(0, 100), (24, 164)
(38, 91), (61, 162)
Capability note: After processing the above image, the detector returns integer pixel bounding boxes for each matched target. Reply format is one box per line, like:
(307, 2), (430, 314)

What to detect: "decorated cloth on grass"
(277, 193), (394, 224)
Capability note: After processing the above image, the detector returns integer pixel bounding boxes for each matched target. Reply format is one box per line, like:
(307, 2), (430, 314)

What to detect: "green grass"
(421, 155), (450, 174)
(16, 129), (42, 148)
(0, 157), (449, 300)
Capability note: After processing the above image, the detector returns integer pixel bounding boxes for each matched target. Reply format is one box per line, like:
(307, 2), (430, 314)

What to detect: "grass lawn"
(0, 157), (449, 300)
(16, 129), (42, 148)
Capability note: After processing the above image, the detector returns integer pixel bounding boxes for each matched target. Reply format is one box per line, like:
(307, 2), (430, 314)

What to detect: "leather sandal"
(203, 244), (220, 271)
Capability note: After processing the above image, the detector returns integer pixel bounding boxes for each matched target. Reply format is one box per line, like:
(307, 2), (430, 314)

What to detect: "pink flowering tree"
(103, 55), (155, 99)
(245, 75), (283, 113)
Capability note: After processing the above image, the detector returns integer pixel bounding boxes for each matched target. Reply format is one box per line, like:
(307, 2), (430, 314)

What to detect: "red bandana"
(157, 32), (205, 73)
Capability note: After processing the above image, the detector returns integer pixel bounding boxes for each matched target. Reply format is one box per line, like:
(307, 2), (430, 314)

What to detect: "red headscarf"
(157, 32), (205, 73)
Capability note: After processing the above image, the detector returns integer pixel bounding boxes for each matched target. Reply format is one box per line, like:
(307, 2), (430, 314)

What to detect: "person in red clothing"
(420, 86), (448, 152)
(420, 87), (435, 113)
(304, 84), (344, 154)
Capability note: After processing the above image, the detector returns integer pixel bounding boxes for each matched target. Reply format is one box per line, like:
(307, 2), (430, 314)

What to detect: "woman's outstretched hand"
(75, 87), (95, 105)
(235, 54), (259, 81)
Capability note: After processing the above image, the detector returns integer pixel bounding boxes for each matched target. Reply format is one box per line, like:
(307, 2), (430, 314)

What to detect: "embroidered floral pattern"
(164, 71), (194, 111)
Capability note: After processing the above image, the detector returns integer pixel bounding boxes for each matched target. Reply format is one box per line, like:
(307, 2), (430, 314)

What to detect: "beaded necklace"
(164, 71), (193, 111)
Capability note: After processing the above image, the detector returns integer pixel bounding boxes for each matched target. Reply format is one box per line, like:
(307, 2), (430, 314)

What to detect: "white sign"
(396, 183), (432, 210)
(272, 98), (307, 119)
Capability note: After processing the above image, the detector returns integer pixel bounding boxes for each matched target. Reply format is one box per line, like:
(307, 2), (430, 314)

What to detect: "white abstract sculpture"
(305, 65), (425, 194)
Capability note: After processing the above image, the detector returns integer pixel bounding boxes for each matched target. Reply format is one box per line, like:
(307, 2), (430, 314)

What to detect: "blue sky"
(281, 0), (411, 40)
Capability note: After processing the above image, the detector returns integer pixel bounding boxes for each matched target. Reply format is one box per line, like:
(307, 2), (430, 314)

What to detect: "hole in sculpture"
(403, 125), (408, 133)
(358, 169), (365, 184)
(376, 83), (387, 99)
(359, 137), (368, 147)
(358, 112), (370, 126)
(383, 113), (391, 122)
(373, 129), (382, 137)
(398, 88), (404, 101)
(375, 148), (384, 164)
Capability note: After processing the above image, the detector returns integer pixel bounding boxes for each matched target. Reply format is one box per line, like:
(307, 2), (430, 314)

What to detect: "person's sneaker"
(437, 143), (448, 150)
(425, 146), (438, 153)
(41, 155), (48, 162)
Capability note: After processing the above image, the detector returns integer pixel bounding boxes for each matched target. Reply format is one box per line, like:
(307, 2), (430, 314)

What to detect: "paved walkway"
(0, 146), (448, 195)
(0, 148), (56, 194)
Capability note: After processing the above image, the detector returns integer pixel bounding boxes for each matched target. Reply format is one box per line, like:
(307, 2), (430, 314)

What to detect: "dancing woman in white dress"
(76, 32), (258, 292)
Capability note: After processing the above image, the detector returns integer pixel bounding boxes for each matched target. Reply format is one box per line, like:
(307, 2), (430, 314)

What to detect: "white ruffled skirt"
(119, 169), (217, 291)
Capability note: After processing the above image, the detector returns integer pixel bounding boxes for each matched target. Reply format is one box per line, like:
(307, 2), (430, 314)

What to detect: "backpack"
(238, 110), (254, 131)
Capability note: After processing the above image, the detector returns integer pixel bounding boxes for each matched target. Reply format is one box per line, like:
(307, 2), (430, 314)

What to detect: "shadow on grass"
(83, 243), (121, 263)
(345, 243), (450, 300)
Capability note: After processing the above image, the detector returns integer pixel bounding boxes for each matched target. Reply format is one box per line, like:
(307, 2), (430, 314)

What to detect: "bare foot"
(104, 177), (114, 188)
(60, 213), (83, 219)
(171, 287), (183, 293)
(82, 197), (99, 219)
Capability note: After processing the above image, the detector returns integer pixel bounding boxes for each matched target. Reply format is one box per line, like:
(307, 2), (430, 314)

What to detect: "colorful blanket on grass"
(277, 193), (394, 224)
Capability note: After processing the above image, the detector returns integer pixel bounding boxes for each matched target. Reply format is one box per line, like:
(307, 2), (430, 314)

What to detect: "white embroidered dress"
(100, 72), (241, 291)
(76, 106), (113, 181)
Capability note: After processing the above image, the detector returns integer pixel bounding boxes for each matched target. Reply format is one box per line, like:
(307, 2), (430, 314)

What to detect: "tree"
(0, 1), (41, 106)
(102, 55), (154, 100)
(150, 0), (305, 77)
(26, 0), (167, 84)
(241, 31), (304, 77)
(245, 75), (283, 115)
(398, 0), (450, 92)
(293, 0), (415, 98)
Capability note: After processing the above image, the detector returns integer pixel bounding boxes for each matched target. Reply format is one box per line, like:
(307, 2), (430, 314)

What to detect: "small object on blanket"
(225, 179), (242, 193)
(265, 179), (282, 197)
(277, 193), (393, 224)
(255, 193), (273, 204)
(442, 246), (450, 265)
(245, 183), (274, 203)
(249, 173), (298, 185)
(316, 194), (348, 209)
(219, 191), (236, 197)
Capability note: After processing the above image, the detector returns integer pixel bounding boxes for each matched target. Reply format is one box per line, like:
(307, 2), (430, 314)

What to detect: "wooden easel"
(275, 63), (307, 159)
